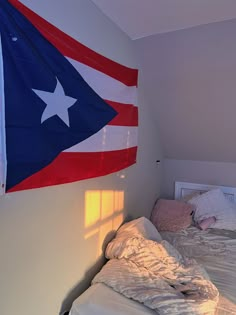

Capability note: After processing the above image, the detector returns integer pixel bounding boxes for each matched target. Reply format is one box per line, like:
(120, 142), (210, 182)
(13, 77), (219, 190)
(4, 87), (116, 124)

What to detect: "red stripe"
(9, 0), (138, 87)
(105, 100), (138, 126)
(8, 148), (137, 192)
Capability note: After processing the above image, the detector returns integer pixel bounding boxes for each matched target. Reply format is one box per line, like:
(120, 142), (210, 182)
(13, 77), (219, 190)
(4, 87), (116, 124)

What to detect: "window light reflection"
(85, 190), (124, 228)
(84, 190), (101, 227)
(84, 190), (124, 256)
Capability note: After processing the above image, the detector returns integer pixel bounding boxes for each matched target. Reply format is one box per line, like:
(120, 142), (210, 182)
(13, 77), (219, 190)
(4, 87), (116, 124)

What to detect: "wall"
(134, 18), (236, 199)
(162, 159), (236, 199)
(134, 18), (236, 163)
(0, 1), (162, 315)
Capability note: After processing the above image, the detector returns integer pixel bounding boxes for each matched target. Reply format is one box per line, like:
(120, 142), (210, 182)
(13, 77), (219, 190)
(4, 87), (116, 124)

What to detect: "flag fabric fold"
(0, 0), (138, 194)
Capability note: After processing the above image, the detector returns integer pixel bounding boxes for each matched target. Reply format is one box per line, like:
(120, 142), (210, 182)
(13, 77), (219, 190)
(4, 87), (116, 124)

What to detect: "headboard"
(175, 181), (236, 203)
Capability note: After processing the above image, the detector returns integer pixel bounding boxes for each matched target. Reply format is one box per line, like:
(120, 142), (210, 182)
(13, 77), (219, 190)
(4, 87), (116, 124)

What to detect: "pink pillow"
(197, 216), (216, 230)
(150, 199), (194, 232)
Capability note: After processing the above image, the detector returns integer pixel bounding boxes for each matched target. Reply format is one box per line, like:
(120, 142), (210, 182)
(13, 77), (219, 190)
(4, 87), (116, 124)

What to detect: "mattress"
(161, 227), (236, 315)
(69, 283), (157, 315)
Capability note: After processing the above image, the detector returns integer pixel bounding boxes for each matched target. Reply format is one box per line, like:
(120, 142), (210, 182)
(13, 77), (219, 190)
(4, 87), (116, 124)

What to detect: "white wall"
(0, 1), (162, 315)
(134, 18), (236, 163)
(162, 159), (236, 198)
(134, 18), (236, 200)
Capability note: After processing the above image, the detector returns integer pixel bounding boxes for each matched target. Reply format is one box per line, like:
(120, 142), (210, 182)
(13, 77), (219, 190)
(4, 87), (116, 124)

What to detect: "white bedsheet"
(161, 227), (236, 315)
(69, 283), (156, 315)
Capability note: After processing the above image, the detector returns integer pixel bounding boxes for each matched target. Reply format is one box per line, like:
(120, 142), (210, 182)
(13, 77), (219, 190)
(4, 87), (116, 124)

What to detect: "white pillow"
(116, 217), (162, 242)
(188, 188), (236, 231)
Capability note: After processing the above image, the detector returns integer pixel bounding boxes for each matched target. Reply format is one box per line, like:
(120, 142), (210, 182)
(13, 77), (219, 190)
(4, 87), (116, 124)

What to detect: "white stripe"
(67, 57), (137, 106)
(64, 126), (137, 152)
(0, 35), (6, 195)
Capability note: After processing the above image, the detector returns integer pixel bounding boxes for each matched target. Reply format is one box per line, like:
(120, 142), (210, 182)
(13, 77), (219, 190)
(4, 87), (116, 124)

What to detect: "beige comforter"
(92, 236), (219, 315)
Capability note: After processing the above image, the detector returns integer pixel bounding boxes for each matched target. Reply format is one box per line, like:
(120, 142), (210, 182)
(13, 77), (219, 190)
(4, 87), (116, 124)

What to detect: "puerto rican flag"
(0, 0), (138, 194)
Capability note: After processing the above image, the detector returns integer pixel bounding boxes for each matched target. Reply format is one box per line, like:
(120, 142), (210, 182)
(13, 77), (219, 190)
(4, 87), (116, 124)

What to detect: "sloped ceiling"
(91, 1), (236, 163)
(91, 0), (236, 39)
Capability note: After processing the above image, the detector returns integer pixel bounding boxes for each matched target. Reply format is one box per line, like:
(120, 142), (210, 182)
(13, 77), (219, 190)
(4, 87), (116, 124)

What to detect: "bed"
(162, 181), (236, 314)
(69, 182), (236, 315)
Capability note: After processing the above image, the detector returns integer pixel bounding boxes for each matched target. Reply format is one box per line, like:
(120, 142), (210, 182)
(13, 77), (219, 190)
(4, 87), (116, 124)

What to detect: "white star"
(32, 78), (77, 127)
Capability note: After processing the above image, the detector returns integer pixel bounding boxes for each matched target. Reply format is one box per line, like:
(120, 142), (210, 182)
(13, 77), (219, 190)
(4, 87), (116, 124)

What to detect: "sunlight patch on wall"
(84, 190), (124, 228)
(84, 190), (124, 256)
(84, 228), (100, 240)
(85, 190), (101, 227)
(100, 190), (114, 220)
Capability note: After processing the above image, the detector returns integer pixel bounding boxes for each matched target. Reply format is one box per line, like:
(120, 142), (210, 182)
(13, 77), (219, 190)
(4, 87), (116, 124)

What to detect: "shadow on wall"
(59, 255), (106, 315)
(59, 189), (127, 315)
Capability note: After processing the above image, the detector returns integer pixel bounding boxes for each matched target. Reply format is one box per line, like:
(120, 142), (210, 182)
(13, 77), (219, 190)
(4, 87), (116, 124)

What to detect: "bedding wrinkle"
(161, 227), (236, 314)
(93, 235), (219, 315)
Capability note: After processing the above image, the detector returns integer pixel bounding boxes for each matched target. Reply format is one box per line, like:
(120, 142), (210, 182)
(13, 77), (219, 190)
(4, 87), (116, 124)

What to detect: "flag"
(0, 0), (138, 194)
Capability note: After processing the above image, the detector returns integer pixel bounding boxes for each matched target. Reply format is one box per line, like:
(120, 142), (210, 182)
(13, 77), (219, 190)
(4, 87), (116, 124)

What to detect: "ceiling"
(91, 0), (236, 39)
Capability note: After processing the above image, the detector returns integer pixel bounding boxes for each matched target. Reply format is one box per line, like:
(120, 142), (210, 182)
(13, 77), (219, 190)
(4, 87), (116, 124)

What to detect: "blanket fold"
(93, 236), (219, 315)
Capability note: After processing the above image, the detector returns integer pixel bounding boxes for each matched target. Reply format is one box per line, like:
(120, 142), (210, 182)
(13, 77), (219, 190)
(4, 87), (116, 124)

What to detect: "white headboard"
(175, 181), (236, 203)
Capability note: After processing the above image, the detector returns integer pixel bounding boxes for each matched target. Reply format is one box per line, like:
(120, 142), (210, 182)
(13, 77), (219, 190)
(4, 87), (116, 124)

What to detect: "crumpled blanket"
(92, 236), (219, 315)
(161, 227), (236, 314)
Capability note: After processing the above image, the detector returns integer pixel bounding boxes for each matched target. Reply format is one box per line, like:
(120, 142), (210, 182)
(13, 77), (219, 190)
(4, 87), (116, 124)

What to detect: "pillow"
(188, 188), (236, 231)
(150, 199), (194, 232)
(181, 191), (201, 202)
(116, 217), (162, 242)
